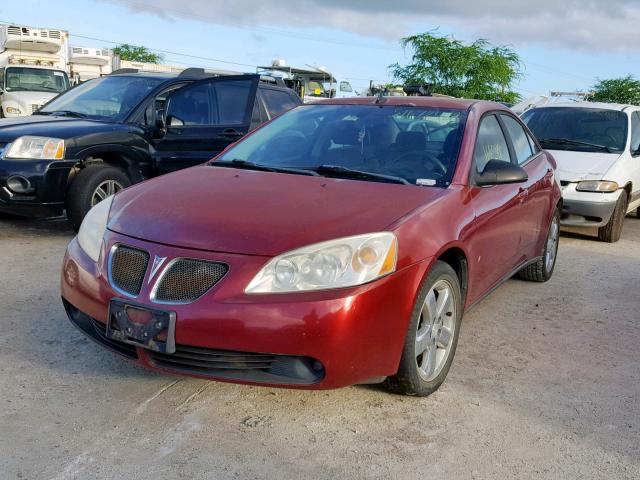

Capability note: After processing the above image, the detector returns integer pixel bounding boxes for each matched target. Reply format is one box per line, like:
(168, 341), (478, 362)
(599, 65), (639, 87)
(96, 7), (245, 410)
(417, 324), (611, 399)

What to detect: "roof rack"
(110, 68), (139, 75)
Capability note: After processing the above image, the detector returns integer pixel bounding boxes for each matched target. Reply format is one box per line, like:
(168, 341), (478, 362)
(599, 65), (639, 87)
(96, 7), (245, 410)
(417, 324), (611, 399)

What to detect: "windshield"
(217, 104), (467, 186)
(307, 80), (331, 98)
(5, 67), (69, 93)
(522, 107), (627, 153)
(39, 75), (165, 120)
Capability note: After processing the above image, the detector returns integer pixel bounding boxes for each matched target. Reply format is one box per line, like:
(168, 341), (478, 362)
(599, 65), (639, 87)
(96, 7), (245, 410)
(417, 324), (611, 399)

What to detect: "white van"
(522, 102), (640, 242)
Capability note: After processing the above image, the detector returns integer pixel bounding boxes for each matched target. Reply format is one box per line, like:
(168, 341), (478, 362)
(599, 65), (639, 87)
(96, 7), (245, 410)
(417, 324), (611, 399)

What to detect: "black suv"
(0, 69), (301, 229)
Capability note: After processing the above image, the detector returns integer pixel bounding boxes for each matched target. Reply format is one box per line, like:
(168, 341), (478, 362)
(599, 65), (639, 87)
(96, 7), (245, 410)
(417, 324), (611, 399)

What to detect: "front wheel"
(386, 261), (463, 396)
(598, 191), (627, 243)
(518, 207), (560, 282)
(66, 163), (130, 231)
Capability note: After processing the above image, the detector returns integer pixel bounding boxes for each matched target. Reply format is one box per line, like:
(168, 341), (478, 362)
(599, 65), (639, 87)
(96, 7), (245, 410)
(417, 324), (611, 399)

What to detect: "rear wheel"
(66, 163), (130, 231)
(598, 191), (627, 243)
(518, 207), (560, 282)
(386, 261), (463, 396)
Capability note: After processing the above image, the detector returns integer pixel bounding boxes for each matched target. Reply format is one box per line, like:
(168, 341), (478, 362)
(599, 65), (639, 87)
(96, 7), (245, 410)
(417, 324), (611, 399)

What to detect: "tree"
(112, 44), (164, 64)
(589, 76), (640, 105)
(390, 32), (521, 103)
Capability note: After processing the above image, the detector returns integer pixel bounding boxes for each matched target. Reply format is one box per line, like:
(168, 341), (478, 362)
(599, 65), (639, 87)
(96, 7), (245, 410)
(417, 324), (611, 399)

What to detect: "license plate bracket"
(106, 299), (176, 354)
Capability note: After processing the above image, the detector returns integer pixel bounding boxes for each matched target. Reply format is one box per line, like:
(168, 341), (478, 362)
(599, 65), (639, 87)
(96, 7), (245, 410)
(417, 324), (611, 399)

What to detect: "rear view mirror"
(476, 160), (528, 186)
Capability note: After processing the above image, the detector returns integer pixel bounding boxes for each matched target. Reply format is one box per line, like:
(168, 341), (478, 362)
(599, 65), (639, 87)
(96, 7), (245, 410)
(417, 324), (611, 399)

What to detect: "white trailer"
(68, 46), (112, 83)
(0, 24), (71, 117)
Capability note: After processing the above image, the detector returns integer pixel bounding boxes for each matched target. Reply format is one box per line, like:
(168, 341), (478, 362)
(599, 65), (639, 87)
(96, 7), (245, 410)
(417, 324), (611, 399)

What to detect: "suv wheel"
(598, 191), (627, 243)
(66, 163), (130, 231)
(386, 261), (463, 396)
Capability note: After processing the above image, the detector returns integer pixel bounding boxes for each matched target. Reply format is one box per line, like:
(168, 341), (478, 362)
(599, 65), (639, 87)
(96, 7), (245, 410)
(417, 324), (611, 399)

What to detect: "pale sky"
(2, 0), (639, 96)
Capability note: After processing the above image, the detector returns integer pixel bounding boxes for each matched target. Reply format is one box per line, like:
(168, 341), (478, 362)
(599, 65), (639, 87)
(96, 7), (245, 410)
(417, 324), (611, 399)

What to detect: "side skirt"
(465, 256), (543, 313)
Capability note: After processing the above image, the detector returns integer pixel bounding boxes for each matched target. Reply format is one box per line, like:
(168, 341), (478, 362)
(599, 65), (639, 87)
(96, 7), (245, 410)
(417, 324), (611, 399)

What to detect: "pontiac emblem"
(148, 255), (167, 283)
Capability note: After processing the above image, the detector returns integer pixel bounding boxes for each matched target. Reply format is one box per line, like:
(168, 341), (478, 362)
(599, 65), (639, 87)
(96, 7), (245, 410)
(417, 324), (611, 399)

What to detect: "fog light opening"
(6, 176), (34, 194)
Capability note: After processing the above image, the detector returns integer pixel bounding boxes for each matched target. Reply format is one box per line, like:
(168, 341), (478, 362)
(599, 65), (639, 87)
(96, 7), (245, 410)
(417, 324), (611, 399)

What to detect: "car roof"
(310, 96), (501, 111)
(532, 101), (635, 112)
(108, 72), (294, 90)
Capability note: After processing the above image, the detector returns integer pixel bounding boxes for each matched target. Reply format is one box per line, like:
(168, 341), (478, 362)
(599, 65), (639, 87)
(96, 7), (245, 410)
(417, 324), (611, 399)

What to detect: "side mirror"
(476, 160), (528, 186)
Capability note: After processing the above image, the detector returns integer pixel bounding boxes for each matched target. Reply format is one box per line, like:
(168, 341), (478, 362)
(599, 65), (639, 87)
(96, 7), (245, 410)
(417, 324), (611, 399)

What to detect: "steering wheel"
(393, 150), (447, 176)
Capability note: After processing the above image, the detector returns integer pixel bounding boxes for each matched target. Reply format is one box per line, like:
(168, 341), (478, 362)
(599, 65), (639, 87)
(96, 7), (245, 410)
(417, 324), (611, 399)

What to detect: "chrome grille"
(109, 245), (149, 297)
(30, 104), (42, 114)
(153, 259), (228, 303)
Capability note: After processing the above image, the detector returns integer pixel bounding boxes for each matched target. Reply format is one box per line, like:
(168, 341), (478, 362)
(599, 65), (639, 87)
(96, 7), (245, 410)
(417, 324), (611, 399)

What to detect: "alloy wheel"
(415, 279), (456, 381)
(91, 180), (123, 207)
(545, 215), (559, 272)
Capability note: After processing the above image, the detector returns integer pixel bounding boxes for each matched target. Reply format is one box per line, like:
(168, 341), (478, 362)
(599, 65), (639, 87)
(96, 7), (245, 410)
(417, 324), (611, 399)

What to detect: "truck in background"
(0, 24), (71, 117)
(257, 59), (354, 102)
(68, 46), (112, 83)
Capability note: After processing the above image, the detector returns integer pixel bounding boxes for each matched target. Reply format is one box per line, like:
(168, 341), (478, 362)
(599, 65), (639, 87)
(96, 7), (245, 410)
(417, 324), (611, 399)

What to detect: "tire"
(386, 261), (463, 396)
(65, 163), (130, 231)
(598, 191), (628, 243)
(518, 207), (560, 282)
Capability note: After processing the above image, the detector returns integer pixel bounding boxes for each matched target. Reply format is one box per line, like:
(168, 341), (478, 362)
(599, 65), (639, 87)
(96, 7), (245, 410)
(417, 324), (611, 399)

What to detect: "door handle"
(218, 128), (243, 139)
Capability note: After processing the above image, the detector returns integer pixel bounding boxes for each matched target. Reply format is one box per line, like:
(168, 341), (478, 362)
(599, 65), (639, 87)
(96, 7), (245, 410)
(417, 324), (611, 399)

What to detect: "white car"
(522, 102), (640, 242)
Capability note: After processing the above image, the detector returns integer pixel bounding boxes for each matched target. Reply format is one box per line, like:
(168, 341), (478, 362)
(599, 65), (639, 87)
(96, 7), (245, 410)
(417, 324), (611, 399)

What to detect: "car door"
(500, 113), (553, 255)
(150, 75), (259, 175)
(467, 114), (527, 298)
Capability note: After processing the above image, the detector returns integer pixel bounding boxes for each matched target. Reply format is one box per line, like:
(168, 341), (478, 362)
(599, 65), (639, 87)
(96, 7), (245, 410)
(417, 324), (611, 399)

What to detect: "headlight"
(5, 136), (65, 160)
(246, 232), (397, 293)
(576, 180), (618, 192)
(77, 196), (113, 262)
(5, 107), (21, 115)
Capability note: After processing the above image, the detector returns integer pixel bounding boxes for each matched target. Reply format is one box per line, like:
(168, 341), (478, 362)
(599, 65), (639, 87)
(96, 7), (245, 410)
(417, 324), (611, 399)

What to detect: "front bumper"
(560, 183), (621, 228)
(0, 158), (74, 217)
(61, 231), (429, 389)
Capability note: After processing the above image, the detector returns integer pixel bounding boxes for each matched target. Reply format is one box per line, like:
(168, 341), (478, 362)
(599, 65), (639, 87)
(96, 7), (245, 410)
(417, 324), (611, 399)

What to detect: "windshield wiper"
(312, 165), (410, 185)
(35, 110), (88, 118)
(539, 137), (615, 153)
(212, 159), (320, 177)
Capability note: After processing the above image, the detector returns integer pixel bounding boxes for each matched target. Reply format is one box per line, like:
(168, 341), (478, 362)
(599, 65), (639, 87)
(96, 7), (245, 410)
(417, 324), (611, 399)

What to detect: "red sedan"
(61, 96), (561, 396)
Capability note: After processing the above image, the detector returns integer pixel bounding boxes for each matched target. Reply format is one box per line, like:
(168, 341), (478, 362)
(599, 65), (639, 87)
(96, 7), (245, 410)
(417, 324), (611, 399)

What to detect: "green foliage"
(589, 76), (640, 105)
(112, 44), (164, 63)
(390, 32), (521, 103)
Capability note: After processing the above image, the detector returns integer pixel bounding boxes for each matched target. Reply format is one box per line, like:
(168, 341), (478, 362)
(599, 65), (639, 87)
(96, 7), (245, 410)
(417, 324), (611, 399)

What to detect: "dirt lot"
(0, 214), (638, 480)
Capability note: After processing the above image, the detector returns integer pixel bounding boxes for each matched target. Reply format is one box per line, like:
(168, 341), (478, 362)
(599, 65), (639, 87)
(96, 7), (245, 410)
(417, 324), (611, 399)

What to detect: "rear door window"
(261, 88), (299, 118)
(501, 114), (534, 165)
(474, 114), (511, 173)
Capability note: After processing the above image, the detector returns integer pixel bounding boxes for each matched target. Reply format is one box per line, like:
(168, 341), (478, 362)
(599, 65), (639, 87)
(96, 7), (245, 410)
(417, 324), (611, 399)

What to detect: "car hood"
(0, 115), (113, 141)
(108, 165), (439, 256)
(547, 149), (621, 182)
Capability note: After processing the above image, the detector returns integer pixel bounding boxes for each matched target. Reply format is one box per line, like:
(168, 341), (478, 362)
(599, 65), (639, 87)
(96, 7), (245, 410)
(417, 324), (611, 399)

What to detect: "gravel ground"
(0, 213), (638, 480)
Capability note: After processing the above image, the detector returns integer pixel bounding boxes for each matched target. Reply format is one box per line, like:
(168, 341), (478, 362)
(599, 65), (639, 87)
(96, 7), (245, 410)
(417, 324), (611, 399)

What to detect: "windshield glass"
(5, 67), (69, 93)
(522, 107), (627, 153)
(39, 75), (165, 120)
(217, 104), (467, 186)
(307, 80), (331, 98)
